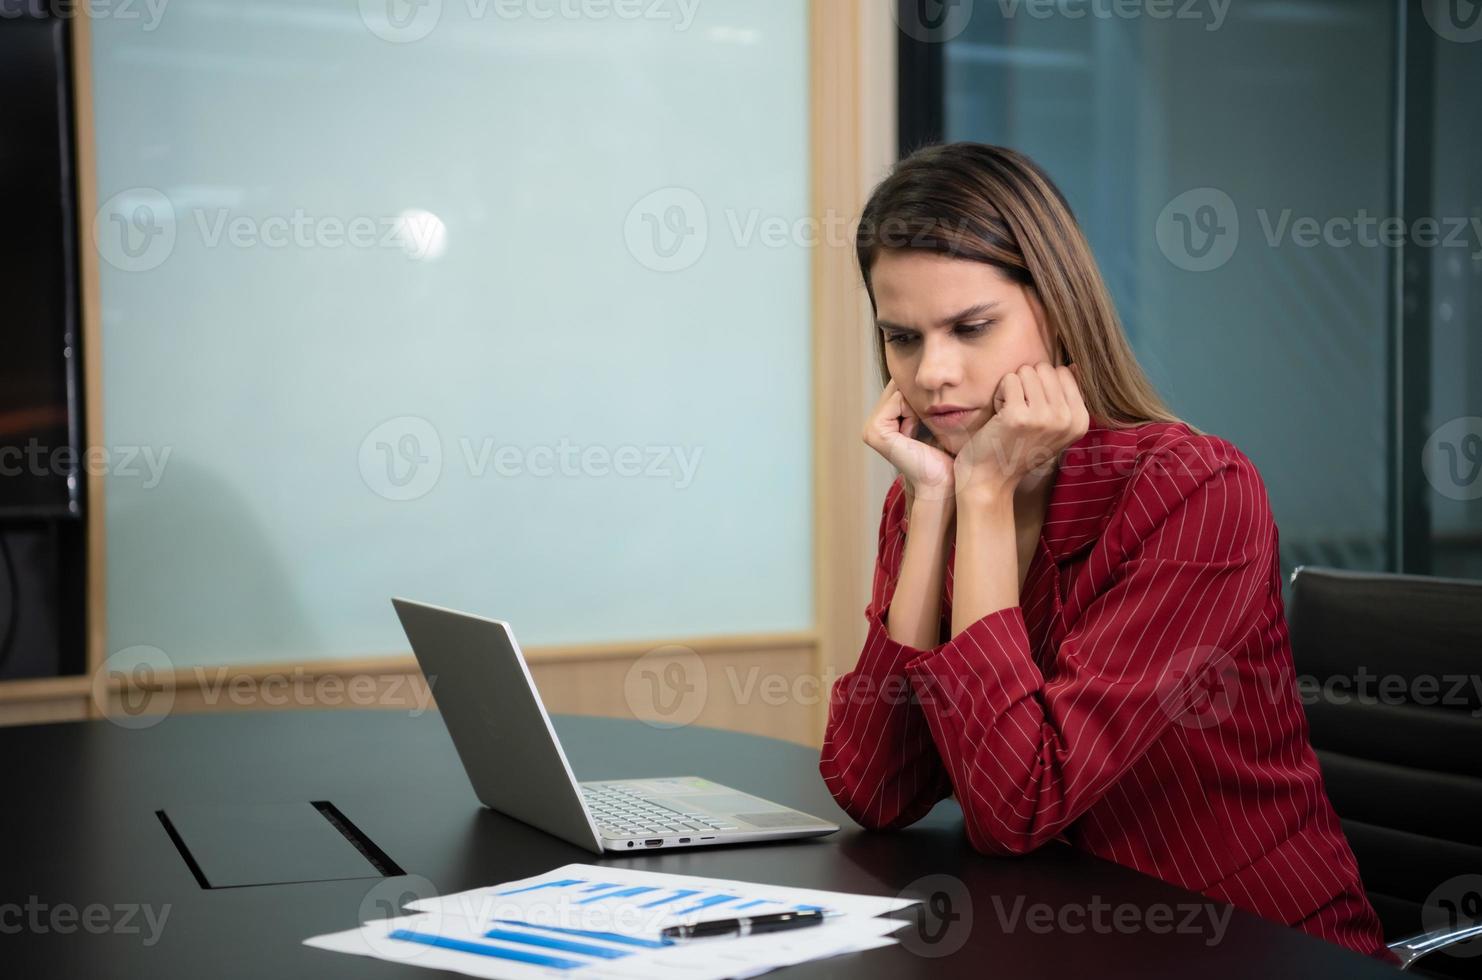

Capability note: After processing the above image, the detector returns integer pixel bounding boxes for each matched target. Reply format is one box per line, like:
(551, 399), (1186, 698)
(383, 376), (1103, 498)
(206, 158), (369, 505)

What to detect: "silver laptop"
(392, 598), (839, 854)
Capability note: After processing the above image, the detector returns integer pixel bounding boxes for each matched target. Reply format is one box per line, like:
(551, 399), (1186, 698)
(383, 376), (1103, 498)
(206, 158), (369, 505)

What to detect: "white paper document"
(304, 863), (918, 980)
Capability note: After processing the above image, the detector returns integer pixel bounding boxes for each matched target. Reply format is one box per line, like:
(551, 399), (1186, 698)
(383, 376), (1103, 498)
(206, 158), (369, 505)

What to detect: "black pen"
(660, 909), (840, 943)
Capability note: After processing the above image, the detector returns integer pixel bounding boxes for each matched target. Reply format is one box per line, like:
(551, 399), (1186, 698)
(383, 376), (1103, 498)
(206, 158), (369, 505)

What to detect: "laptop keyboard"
(582, 785), (740, 838)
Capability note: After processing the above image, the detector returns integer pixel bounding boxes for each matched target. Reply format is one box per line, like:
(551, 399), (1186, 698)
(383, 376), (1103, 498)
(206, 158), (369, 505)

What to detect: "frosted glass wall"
(91, 0), (812, 666)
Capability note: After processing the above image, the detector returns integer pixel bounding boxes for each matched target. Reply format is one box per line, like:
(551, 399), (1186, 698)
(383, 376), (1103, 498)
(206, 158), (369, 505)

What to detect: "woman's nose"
(915, 337), (962, 391)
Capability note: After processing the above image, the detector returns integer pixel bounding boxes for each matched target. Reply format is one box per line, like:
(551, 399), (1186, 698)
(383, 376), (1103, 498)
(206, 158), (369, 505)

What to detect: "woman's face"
(871, 249), (1057, 457)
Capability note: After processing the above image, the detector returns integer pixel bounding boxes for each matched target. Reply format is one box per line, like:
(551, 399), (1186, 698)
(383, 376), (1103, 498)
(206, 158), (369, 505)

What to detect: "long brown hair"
(855, 142), (1197, 433)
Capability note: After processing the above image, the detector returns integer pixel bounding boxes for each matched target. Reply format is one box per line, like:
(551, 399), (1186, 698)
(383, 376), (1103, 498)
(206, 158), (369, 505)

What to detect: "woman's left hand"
(953, 362), (1090, 506)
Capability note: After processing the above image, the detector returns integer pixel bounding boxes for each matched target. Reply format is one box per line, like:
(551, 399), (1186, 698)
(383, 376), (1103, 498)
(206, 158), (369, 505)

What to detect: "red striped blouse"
(819, 416), (1397, 963)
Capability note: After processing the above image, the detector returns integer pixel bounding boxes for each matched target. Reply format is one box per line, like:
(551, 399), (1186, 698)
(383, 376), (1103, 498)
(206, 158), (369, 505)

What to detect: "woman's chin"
(936, 435), (967, 457)
(934, 418), (987, 456)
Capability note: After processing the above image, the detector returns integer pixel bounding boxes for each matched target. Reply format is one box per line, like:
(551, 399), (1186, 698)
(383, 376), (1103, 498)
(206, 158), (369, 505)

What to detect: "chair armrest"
(1387, 923), (1482, 971)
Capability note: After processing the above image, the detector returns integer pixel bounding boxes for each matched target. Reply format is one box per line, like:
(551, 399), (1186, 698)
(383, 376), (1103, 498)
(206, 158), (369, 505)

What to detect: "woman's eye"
(884, 333), (917, 347)
(955, 320), (993, 337)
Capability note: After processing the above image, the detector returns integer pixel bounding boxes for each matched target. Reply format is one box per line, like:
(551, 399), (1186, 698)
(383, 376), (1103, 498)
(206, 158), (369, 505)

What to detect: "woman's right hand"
(862, 379), (956, 504)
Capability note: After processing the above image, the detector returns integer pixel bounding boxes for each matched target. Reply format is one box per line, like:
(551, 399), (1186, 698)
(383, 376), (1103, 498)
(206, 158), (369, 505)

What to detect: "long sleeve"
(903, 446), (1273, 856)
(818, 478), (954, 829)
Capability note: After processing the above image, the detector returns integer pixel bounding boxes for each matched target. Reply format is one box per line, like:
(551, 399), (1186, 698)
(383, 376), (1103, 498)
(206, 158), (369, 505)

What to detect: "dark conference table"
(3, 709), (1402, 978)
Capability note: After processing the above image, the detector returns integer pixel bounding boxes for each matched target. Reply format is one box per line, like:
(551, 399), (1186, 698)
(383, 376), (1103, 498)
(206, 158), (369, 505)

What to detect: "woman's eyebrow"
(876, 301), (1000, 332)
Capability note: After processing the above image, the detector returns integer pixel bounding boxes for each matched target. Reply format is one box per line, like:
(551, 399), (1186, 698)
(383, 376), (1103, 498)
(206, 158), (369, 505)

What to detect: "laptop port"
(678, 837), (691, 843)
(644, 839), (664, 847)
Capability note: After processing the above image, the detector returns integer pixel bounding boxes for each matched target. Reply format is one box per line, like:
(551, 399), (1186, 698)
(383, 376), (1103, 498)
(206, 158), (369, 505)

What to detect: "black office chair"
(1289, 566), (1482, 977)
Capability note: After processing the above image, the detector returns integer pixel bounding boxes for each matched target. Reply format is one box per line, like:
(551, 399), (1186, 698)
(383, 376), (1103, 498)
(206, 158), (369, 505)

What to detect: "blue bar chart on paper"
(304, 863), (918, 980)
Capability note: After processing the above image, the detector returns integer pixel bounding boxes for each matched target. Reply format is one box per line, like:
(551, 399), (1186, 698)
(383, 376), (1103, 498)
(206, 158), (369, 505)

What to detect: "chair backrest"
(1288, 566), (1482, 974)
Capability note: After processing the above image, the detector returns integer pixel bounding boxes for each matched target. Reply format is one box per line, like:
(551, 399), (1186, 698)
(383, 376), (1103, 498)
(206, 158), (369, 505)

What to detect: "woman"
(818, 142), (1396, 963)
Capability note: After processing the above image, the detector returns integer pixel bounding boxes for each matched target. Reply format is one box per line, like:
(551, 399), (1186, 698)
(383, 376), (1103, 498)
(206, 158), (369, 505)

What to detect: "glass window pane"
(92, 1), (812, 666)
(1425, 34), (1482, 579)
(942, 2), (1397, 582)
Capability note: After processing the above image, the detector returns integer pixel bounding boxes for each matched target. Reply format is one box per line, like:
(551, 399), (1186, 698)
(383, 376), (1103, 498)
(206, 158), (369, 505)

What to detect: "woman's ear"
(1029, 292), (1067, 367)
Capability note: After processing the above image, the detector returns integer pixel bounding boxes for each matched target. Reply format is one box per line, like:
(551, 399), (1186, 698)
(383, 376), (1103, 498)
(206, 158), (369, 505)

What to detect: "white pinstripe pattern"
(817, 418), (1394, 963)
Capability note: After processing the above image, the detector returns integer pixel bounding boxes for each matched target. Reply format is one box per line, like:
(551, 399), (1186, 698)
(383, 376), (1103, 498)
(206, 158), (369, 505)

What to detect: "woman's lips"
(927, 408), (976, 429)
